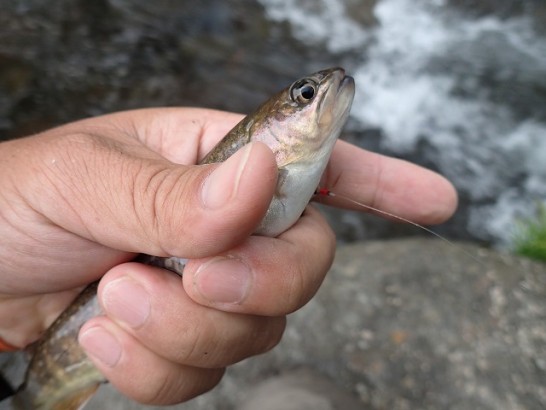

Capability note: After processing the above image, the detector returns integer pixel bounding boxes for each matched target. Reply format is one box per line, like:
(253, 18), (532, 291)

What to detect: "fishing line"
(314, 187), (487, 266)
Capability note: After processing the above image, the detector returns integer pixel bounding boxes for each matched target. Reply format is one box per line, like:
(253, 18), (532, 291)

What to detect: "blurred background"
(1, 2), (545, 409)
(1, 0), (545, 246)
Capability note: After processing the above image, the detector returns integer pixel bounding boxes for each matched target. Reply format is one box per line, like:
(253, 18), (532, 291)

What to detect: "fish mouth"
(319, 68), (355, 124)
(323, 67), (355, 94)
(336, 70), (355, 107)
(338, 74), (355, 95)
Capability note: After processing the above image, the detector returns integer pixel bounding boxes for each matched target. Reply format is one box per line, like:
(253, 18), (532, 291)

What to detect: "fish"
(10, 67), (355, 409)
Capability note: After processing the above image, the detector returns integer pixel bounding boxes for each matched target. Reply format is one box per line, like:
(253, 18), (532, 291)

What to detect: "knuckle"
(134, 165), (207, 257)
(138, 164), (253, 258)
(259, 316), (287, 353)
(168, 312), (220, 366)
(323, 221), (337, 251)
(176, 315), (286, 368)
(283, 235), (334, 314)
(322, 226), (336, 269)
(131, 165), (180, 250)
(221, 316), (286, 365)
(132, 367), (224, 405)
(282, 261), (308, 313)
(245, 316), (284, 354)
(135, 370), (173, 404)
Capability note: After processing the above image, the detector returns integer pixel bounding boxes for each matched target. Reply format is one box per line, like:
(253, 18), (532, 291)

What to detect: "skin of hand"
(0, 107), (457, 405)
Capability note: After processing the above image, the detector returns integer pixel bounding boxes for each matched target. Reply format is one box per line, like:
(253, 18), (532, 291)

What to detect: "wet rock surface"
(0, 0), (342, 140)
(3, 238), (544, 409)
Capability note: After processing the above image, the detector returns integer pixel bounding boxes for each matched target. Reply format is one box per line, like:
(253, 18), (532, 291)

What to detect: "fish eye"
(290, 79), (317, 104)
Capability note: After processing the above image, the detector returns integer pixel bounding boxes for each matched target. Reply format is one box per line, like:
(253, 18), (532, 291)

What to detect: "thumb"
(18, 133), (278, 258)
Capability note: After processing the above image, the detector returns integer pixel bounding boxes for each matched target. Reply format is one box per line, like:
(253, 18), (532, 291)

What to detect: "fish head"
(201, 67), (354, 237)
(251, 67), (355, 167)
(251, 67), (355, 236)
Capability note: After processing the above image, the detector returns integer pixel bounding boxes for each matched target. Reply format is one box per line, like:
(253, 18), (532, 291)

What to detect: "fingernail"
(79, 326), (121, 367)
(102, 277), (151, 328)
(201, 143), (253, 209)
(193, 256), (252, 304)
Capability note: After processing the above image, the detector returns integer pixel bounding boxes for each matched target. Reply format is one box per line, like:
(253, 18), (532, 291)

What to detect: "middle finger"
(183, 205), (336, 316)
(95, 263), (286, 369)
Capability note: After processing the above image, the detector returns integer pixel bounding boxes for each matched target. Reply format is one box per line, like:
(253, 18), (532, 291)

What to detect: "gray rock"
(227, 238), (545, 410)
(4, 238), (542, 409)
(237, 368), (363, 410)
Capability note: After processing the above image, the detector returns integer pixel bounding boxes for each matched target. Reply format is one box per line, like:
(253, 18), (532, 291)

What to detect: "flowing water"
(259, 0), (546, 247)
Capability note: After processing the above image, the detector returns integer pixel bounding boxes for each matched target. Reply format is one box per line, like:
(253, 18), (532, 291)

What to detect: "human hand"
(317, 139), (457, 223)
(0, 108), (456, 405)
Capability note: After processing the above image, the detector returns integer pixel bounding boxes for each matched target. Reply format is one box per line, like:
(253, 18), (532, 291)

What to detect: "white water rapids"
(259, 0), (546, 247)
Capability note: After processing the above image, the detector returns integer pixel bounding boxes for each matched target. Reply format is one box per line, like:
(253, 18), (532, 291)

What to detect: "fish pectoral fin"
(275, 167), (289, 199)
(51, 383), (100, 410)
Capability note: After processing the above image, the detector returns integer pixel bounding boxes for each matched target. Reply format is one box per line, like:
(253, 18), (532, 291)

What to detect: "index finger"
(318, 140), (458, 225)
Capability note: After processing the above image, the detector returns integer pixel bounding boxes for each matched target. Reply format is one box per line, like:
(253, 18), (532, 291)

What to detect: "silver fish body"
(12, 67), (355, 409)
